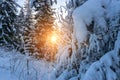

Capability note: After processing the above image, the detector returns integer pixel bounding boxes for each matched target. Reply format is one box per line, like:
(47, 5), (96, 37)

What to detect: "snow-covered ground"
(0, 48), (55, 80)
(0, 69), (18, 80)
(0, 49), (18, 80)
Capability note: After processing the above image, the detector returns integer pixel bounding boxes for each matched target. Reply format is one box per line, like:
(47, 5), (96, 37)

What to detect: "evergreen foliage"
(0, 0), (17, 48)
(31, 0), (56, 61)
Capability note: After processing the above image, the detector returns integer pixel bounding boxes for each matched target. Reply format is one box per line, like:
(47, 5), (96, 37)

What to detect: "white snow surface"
(0, 69), (18, 80)
(0, 49), (18, 80)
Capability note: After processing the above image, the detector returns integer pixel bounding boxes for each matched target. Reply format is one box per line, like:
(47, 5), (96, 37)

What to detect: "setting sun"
(51, 35), (57, 43)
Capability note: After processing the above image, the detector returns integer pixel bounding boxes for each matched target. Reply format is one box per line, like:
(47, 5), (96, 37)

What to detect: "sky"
(16, 0), (66, 8)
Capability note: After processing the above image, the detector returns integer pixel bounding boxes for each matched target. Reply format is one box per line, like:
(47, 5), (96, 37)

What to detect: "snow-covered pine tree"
(14, 9), (27, 53)
(22, 0), (35, 55)
(53, 0), (120, 80)
(30, 0), (56, 61)
(13, 5), (30, 54)
(0, 0), (18, 49)
(13, 0), (35, 55)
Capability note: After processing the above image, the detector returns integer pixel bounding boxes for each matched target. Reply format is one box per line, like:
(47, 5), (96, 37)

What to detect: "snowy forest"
(0, 0), (120, 80)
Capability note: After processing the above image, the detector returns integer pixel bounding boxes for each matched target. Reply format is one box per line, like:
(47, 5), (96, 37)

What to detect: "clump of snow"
(72, 0), (107, 48)
(106, 0), (120, 30)
(82, 31), (120, 80)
